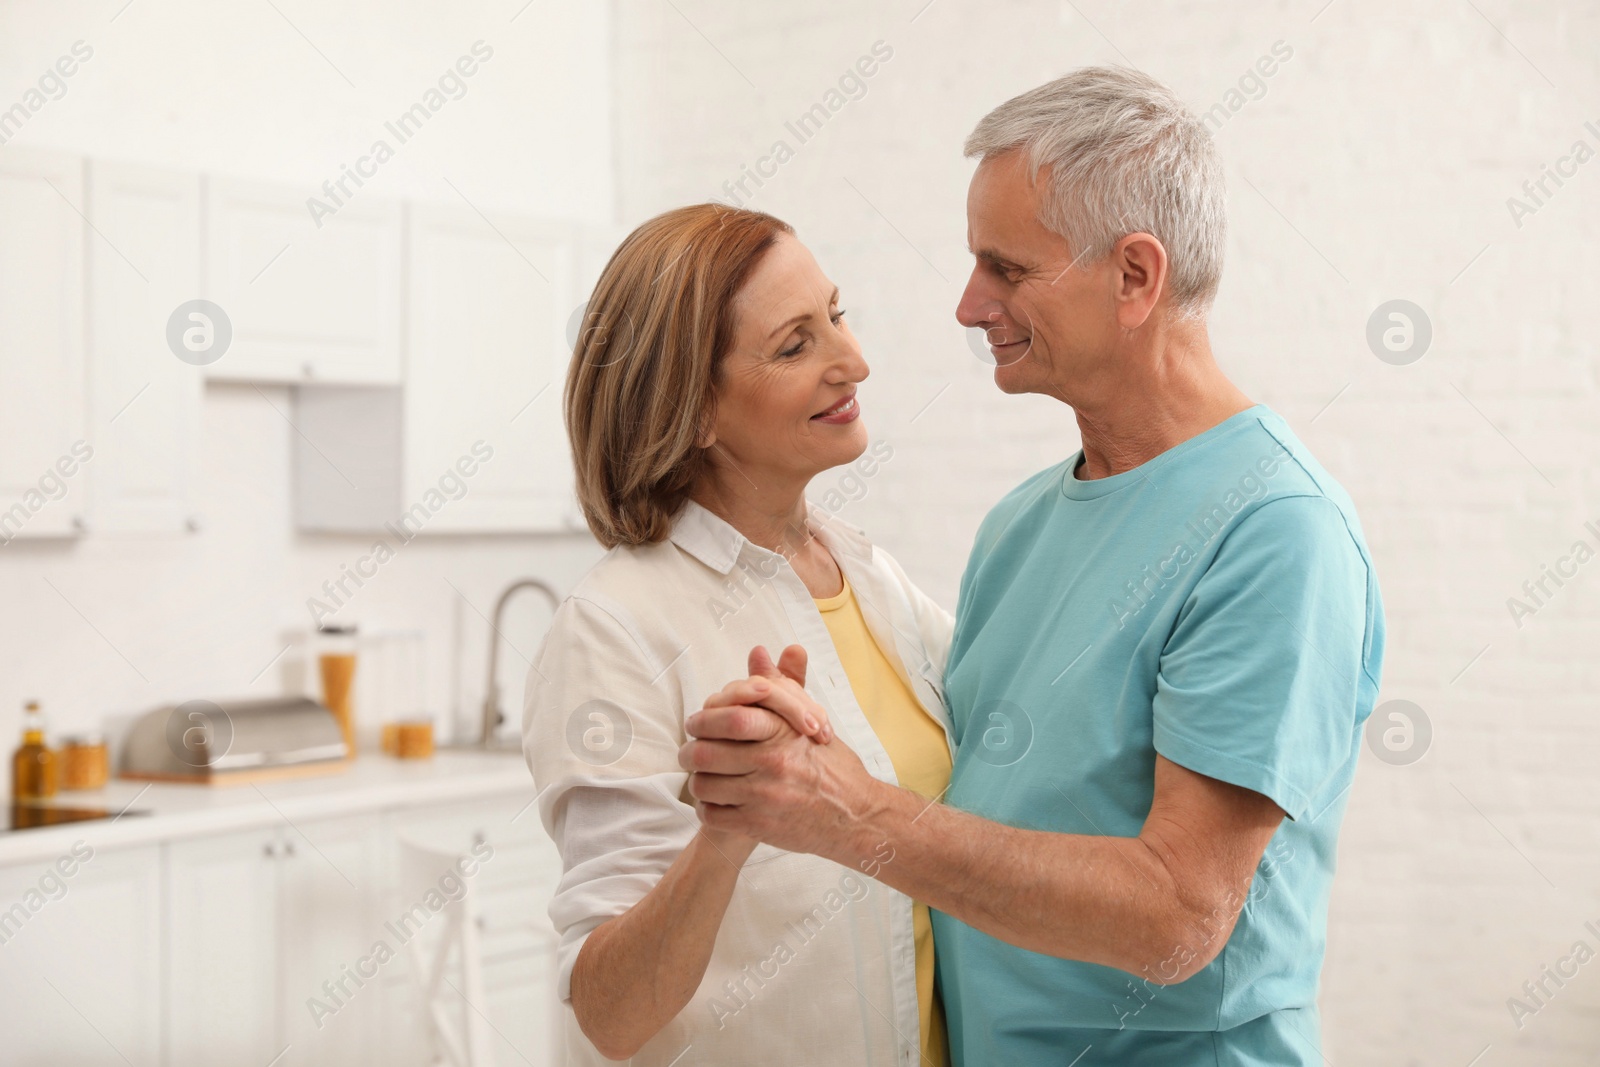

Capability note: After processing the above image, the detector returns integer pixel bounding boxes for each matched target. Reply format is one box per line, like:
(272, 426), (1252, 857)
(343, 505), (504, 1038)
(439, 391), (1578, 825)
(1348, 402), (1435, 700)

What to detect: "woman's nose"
(837, 332), (870, 382)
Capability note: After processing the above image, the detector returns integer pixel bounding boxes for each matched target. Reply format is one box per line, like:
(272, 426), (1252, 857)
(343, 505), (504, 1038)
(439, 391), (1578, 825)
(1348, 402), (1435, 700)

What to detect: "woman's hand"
(687, 645), (834, 855)
(700, 644), (834, 743)
(683, 642), (878, 858)
(690, 646), (812, 859)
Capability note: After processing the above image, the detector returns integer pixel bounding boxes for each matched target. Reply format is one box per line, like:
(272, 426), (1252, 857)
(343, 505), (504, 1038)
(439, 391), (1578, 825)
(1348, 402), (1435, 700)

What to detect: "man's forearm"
(824, 779), (1239, 983)
(682, 679), (1283, 984)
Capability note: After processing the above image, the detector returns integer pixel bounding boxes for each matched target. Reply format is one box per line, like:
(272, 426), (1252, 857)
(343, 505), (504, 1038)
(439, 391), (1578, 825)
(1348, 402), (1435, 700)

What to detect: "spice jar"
(393, 720), (435, 760)
(60, 735), (110, 791)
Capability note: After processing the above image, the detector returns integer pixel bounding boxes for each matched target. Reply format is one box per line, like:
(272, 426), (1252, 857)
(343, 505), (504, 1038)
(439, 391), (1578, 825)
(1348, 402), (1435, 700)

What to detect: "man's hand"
(680, 644), (883, 857)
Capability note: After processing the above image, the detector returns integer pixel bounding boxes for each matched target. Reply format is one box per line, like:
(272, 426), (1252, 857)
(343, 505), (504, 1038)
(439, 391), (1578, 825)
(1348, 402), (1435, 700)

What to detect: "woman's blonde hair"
(566, 203), (794, 548)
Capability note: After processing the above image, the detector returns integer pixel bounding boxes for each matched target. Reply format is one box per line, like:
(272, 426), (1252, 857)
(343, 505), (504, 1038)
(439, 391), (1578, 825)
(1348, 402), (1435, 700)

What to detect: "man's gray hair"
(964, 66), (1226, 315)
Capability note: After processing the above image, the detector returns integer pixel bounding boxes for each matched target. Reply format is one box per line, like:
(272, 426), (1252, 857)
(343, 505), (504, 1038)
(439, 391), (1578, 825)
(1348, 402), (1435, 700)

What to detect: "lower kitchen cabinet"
(0, 843), (164, 1066)
(484, 949), (564, 1067)
(0, 788), (561, 1067)
(165, 827), (281, 1066)
(276, 814), (384, 1066)
(378, 796), (565, 1067)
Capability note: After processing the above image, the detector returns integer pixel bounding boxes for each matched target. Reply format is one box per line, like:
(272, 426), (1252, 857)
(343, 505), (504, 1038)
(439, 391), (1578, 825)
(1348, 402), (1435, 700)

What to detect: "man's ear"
(1112, 231), (1168, 330)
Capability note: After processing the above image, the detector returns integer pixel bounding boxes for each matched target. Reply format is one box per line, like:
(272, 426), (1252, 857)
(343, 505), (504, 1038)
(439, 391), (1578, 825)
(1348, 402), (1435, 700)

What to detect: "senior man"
(682, 66), (1385, 1065)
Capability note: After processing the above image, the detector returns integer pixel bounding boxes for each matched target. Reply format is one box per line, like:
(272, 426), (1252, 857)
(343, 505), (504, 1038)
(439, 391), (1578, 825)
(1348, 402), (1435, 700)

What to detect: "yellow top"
(815, 576), (952, 1067)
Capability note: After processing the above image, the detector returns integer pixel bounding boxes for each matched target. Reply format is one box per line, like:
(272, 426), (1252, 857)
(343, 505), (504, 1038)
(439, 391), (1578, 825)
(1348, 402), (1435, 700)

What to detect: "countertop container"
(121, 696), (349, 785)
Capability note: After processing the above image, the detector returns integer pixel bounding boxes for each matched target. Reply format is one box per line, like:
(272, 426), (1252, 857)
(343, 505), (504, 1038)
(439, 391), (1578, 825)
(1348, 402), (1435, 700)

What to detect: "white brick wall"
(614, 1), (1600, 1062)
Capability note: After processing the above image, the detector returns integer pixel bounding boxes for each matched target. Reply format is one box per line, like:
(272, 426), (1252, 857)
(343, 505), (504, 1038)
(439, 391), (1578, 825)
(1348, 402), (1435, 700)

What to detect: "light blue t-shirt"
(935, 405), (1385, 1067)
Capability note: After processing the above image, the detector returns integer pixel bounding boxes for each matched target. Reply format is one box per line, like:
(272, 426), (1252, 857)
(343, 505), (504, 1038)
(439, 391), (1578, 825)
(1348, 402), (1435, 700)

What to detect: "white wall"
(0, 0), (612, 755)
(611, 1), (1599, 1063)
(0, 0), (615, 220)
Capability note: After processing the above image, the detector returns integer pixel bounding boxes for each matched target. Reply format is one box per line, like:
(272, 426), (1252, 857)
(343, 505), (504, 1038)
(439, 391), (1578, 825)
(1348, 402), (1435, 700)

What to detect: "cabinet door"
(204, 176), (401, 384)
(276, 813), (382, 1067)
(166, 828), (281, 1067)
(0, 146), (87, 539)
(87, 160), (203, 534)
(485, 949), (562, 1067)
(405, 203), (578, 532)
(0, 843), (163, 1066)
(380, 792), (563, 1067)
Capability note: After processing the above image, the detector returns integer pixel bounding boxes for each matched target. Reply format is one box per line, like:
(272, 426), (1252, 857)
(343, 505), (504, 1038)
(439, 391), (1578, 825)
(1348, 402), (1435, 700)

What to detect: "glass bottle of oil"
(12, 700), (58, 800)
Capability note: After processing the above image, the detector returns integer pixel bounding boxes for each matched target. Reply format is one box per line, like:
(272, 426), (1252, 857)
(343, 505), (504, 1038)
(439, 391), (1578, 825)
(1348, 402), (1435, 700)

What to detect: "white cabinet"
(86, 160), (203, 534)
(165, 815), (383, 1067)
(277, 814), (383, 1067)
(0, 794), (557, 1067)
(380, 793), (563, 1067)
(405, 203), (576, 532)
(0, 791), (560, 1067)
(2, 156), (586, 539)
(203, 176), (401, 384)
(292, 204), (581, 534)
(0, 844), (163, 1066)
(165, 827), (282, 1066)
(0, 146), (88, 541)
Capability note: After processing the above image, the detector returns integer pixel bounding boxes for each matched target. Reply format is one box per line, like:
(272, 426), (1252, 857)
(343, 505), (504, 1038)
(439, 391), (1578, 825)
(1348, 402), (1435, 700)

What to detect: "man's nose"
(956, 267), (1002, 330)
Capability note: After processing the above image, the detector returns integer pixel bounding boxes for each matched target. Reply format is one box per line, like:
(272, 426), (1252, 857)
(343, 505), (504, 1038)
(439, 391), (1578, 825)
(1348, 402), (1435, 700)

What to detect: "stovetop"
(5, 803), (148, 832)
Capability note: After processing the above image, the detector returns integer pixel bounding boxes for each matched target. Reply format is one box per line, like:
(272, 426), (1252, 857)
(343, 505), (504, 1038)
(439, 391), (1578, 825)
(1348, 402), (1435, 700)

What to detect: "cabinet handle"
(263, 842), (278, 859)
(284, 840), (297, 858)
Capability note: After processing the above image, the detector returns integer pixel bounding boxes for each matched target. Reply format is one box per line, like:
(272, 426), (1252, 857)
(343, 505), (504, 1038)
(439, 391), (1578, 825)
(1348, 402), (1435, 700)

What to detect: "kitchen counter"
(0, 748), (537, 866)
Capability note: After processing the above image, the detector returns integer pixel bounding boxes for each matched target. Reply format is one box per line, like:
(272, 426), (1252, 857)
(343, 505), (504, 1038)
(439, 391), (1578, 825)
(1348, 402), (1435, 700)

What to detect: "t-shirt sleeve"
(1151, 494), (1372, 821)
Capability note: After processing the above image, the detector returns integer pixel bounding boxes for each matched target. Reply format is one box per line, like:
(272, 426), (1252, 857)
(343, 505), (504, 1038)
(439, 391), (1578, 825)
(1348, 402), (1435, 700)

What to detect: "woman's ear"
(694, 406), (718, 449)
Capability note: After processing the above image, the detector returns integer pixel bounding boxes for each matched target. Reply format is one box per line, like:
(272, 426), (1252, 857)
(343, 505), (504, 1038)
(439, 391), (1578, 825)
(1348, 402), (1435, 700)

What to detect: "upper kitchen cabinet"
(203, 176), (401, 385)
(405, 202), (576, 531)
(293, 203), (580, 534)
(86, 160), (203, 534)
(0, 147), (87, 540)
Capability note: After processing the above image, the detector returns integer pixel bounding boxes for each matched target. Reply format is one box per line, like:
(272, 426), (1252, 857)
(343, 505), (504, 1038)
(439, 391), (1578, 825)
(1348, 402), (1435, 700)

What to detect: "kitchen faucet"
(480, 578), (561, 747)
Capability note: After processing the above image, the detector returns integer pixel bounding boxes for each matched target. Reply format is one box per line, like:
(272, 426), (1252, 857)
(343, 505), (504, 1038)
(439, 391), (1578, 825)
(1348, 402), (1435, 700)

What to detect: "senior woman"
(523, 203), (954, 1065)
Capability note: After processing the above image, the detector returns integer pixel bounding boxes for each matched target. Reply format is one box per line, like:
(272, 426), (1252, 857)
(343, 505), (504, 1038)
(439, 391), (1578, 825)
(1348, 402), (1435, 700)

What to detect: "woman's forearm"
(569, 829), (754, 1060)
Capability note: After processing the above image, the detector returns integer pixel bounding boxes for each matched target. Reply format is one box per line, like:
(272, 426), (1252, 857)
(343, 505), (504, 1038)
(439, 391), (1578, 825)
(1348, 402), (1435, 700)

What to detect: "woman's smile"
(811, 393), (860, 424)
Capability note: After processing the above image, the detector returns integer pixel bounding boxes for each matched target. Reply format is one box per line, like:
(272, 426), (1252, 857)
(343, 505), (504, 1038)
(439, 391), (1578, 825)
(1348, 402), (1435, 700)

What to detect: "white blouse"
(522, 498), (955, 1067)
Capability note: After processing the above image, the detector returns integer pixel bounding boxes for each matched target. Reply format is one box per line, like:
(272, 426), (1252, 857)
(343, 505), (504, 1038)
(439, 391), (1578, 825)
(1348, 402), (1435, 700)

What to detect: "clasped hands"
(678, 644), (879, 860)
